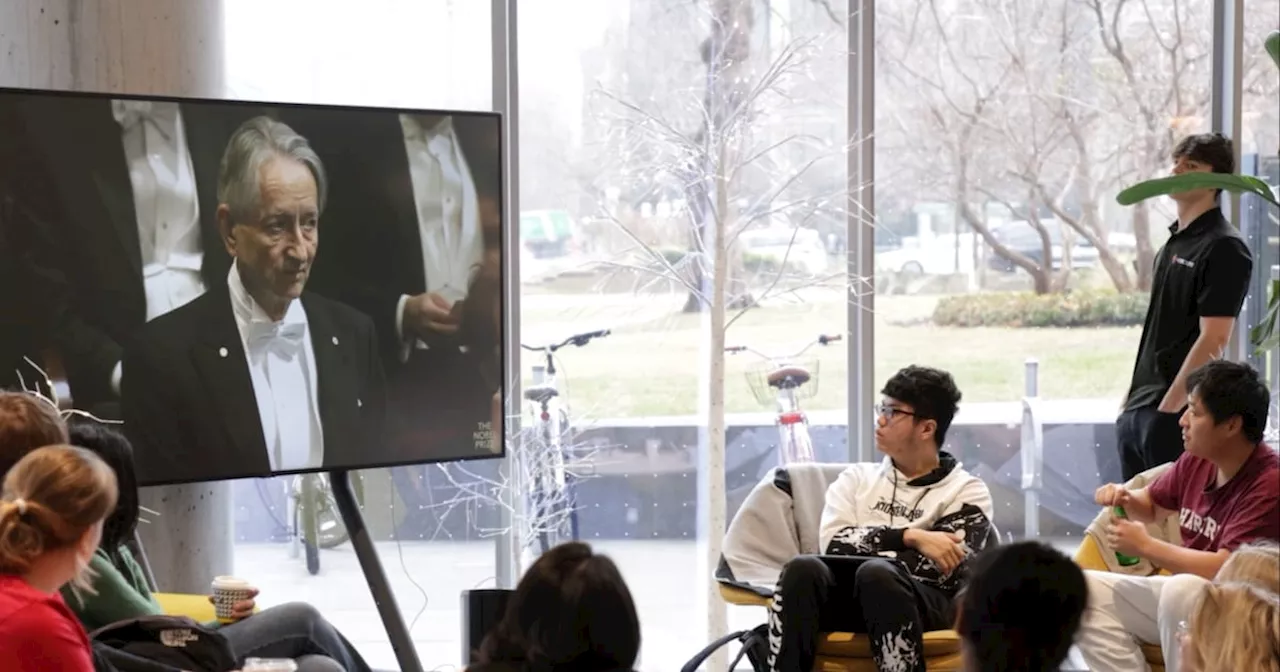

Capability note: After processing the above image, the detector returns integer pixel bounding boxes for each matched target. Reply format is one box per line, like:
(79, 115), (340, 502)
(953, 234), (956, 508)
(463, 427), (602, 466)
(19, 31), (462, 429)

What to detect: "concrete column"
(0, 0), (232, 595)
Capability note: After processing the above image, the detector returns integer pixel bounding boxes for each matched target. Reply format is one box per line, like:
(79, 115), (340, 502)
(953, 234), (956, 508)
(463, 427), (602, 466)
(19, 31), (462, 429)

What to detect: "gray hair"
(217, 116), (327, 223)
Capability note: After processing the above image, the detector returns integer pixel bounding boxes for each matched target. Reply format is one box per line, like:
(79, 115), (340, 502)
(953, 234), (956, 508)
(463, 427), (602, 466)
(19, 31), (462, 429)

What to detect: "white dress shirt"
(394, 115), (484, 358)
(110, 100), (206, 393)
(228, 264), (325, 472)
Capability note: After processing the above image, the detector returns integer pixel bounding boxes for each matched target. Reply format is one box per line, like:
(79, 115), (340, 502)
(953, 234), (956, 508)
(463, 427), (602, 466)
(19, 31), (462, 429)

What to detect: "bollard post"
(1021, 358), (1042, 539)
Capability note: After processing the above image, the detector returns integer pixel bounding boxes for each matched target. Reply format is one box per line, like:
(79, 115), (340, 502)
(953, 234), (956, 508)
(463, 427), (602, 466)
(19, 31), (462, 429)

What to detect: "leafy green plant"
(1116, 173), (1278, 207)
(1251, 278), (1280, 354)
(1115, 29), (1280, 356)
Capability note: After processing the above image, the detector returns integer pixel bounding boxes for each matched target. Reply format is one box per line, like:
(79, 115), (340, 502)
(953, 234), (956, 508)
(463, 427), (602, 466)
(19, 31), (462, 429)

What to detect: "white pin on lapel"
(357, 398), (363, 408)
(218, 347), (228, 358)
(332, 336), (339, 345)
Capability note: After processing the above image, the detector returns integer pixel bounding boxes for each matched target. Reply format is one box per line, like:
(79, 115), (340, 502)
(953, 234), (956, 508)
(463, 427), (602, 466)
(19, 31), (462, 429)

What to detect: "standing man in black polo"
(1117, 133), (1253, 480)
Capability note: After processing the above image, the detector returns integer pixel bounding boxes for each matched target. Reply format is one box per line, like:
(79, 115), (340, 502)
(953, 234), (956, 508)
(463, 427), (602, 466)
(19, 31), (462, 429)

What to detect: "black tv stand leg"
(329, 469), (424, 672)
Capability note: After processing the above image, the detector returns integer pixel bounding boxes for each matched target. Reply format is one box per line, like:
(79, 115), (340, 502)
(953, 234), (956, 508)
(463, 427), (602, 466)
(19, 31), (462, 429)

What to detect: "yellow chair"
(719, 582), (963, 671)
(713, 463), (967, 671)
(155, 592), (219, 623)
(1074, 462), (1178, 672)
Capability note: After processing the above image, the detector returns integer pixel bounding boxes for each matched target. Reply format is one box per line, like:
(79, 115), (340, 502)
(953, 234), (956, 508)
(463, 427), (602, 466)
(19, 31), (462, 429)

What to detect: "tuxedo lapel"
(180, 104), (232, 287)
(83, 103), (144, 275)
(383, 121), (428, 294)
(301, 294), (356, 457)
(189, 289), (269, 464)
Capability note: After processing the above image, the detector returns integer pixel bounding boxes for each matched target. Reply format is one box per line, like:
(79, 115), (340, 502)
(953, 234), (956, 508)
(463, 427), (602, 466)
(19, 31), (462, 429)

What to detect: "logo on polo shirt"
(1172, 255), (1196, 268)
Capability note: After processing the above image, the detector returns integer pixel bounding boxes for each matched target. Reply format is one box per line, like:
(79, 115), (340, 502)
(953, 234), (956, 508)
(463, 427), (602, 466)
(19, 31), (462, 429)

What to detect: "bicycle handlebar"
(522, 329), (612, 353)
(725, 333), (843, 359)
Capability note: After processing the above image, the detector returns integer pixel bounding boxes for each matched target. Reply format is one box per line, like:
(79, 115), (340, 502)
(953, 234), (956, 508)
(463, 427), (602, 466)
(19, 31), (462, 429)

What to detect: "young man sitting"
(1078, 359), (1279, 672)
(767, 365), (994, 672)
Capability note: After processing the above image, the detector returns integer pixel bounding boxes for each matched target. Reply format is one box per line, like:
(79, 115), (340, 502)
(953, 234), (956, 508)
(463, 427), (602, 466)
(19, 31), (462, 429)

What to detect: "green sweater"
(59, 546), (207, 633)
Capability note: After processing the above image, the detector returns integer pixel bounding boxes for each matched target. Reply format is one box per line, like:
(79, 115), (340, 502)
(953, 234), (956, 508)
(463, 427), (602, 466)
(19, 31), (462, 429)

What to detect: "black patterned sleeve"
(825, 525), (909, 555)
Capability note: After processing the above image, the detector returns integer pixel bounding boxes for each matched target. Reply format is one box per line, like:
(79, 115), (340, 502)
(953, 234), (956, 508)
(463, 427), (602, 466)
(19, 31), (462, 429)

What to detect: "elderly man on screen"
(121, 116), (386, 486)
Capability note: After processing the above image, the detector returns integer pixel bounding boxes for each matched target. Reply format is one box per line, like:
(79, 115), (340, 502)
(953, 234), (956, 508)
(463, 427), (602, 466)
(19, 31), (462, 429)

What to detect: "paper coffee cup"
(241, 659), (297, 672)
(210, 576), (254, 623)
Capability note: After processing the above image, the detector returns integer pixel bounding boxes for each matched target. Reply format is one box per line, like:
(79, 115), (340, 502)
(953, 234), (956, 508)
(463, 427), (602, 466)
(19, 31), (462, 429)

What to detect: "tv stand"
(330, 469), (424, 672)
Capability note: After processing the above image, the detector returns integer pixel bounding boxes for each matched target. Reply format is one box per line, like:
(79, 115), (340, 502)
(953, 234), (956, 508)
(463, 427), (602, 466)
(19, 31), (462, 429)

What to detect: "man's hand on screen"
(404, 292), (460, 340)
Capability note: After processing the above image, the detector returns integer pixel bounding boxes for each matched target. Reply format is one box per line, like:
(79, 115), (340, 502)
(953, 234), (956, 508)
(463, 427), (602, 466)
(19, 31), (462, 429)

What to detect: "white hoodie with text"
(817, 451), (994, 592)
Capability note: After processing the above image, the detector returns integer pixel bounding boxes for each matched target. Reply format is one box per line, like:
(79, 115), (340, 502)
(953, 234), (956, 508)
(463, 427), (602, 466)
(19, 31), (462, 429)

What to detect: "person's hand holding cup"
(210, 576), (258, 623)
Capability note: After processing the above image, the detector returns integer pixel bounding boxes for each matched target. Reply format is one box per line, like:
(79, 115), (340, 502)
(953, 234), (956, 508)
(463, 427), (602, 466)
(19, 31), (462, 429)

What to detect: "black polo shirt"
(1124, 207), (1253, 411)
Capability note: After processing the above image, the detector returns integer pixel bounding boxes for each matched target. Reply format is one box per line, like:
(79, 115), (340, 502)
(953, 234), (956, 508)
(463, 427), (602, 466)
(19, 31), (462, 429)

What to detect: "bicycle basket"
(744, 358), (820, 406)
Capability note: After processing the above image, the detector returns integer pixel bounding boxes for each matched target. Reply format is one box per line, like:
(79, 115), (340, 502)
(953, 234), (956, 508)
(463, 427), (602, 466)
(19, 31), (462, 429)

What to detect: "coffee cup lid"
(241, 658), (297, 672)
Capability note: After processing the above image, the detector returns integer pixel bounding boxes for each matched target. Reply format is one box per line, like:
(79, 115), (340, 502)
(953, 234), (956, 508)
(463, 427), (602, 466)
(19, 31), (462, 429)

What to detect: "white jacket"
(818, 452), (994, 591)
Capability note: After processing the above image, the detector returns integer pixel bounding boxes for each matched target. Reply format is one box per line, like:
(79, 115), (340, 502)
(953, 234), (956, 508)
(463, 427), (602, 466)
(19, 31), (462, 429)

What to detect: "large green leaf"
(1252, 278), (1280, 356)
(1116, 173), (1279, 207)
(1266, 31), (1280, 68)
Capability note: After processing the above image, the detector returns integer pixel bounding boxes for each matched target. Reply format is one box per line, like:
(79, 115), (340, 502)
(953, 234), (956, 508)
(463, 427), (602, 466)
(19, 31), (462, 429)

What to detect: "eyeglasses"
(874, 403), (918, 422)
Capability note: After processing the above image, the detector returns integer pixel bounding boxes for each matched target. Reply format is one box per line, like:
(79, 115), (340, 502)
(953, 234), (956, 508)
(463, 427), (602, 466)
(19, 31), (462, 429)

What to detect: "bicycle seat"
(523, 384), (560, 404)
(767, 365), (811, 388)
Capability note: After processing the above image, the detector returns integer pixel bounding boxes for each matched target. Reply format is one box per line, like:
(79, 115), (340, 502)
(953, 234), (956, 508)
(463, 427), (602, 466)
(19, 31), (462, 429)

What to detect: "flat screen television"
(0, 88), (505, 486)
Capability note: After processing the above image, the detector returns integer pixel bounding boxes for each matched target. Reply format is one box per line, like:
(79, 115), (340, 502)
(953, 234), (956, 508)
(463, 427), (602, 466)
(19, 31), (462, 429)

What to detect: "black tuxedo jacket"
(120, 286), (387, 486)
(10, 95), (244, 412)
(275, 108), (502, 365)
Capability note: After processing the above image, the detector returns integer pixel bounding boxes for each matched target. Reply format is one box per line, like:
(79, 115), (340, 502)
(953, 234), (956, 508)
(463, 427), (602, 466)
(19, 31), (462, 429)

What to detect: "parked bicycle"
(520, 329), (610, 555)
(727, 333), (843, 464)
(287, 471), (365, 575)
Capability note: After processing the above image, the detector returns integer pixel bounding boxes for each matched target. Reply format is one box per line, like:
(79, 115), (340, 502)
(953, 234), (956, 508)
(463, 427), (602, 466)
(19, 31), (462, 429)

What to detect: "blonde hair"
(1185, 581), (1280, 672)
(1216, 541), (1280, 592)
(0, 445), (118, 592)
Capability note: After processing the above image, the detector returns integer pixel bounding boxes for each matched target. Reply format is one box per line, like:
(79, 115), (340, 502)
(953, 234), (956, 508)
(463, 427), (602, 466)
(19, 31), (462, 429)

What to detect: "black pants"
(767, 555), (952, 672)
(1117, 406), (1184, 481)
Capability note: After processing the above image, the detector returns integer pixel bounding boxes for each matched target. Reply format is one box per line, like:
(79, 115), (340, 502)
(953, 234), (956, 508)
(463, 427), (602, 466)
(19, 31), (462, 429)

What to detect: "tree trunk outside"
(1132, 201), (1156, 291)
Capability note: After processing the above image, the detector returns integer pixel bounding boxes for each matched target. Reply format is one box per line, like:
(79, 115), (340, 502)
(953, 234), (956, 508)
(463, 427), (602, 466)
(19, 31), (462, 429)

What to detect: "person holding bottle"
(1076, 360), (1279, 671)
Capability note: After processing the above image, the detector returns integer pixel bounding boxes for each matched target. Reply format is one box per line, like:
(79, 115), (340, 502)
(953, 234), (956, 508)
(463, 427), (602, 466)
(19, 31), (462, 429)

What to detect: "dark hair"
(67, 420), (139, 555)
(881, 365), (963, 447)
(0, 391), (69, 477)
(1172, 133), (1235, 175)
(956, 541), (1087, 672)
(1186, 360), (1270, 444)
(476, 542), (641, 672)
(1173, 133), (1235, 199)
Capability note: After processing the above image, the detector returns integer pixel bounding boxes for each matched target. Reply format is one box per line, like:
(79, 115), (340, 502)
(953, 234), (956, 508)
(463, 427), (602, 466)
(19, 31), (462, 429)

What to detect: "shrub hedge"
(650, 247), (810, 275)
(932, 290), (1150, 328)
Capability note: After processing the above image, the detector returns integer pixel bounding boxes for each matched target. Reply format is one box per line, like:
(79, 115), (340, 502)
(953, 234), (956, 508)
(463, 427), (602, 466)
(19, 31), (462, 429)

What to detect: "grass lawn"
(520, 293), (1143, 419)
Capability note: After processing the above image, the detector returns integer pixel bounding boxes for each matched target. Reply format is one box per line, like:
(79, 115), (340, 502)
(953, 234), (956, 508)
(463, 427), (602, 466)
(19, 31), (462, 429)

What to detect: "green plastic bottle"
(1113, 506), (1142, 566)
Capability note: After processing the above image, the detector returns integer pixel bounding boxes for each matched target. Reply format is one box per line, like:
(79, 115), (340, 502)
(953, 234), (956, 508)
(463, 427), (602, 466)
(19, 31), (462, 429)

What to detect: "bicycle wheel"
(296, 473), (352, 550)
(778, 421), (816, 464)
(523, 422), (575, 555)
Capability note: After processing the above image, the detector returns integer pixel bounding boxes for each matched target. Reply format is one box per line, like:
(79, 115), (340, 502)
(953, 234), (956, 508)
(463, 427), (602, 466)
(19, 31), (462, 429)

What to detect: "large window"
(875, 0), (1213, 548)
(223, 2), (496, 669)
(1240, 0), (1280, 443)
(518, 0), (848, 667)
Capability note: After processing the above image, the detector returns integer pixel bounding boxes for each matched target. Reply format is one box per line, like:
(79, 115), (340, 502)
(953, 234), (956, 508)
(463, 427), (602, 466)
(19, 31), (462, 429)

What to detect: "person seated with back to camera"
(1179, 576), (1280, 672)
(1157, 540), (1279, 672)
(467, 541), (640, 672)
(953, 541), (1088, 672)
(1077, 359), (1279, 672)
(0, 444), (119, 672)
(767, 365), (995, 672)
(0, 391), (375, 672)
(62, 419), (376, 672)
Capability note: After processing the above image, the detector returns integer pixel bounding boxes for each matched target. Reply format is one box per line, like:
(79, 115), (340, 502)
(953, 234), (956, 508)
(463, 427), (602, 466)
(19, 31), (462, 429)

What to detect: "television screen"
(0, 89), (504, 486)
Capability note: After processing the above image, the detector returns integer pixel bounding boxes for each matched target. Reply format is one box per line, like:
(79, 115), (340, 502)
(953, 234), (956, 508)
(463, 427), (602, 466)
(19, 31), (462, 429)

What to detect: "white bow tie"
(247, 321), (306, 360)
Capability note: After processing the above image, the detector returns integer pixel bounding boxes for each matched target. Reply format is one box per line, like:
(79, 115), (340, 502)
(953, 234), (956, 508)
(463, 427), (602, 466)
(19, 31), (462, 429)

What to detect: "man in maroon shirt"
(1077, 360), (1279, 671)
